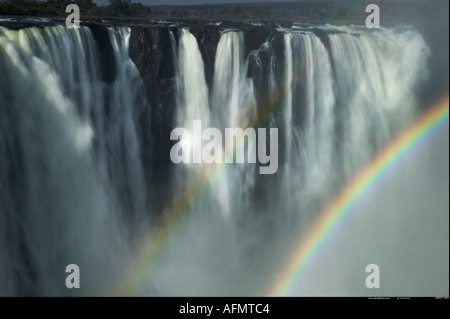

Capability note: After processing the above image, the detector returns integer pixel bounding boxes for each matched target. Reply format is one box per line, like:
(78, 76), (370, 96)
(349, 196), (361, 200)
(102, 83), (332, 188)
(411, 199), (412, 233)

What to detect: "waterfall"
(327, 26), (430, 180)
(212, 31), (256, 128)
(0, 21), (437, 296)
(283, 33), (293, 168)
(289, 31), (336, 216)
(209, 30), (257, 218)
(175, 29), (210, 129)
(0, 25), (148, 296)
(172, 28), (211, 178)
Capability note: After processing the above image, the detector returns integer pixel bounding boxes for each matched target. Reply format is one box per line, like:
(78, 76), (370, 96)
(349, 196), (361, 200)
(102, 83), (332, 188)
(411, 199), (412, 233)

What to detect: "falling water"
(1, 21), (444, 296)
(0, 26), (148, 296)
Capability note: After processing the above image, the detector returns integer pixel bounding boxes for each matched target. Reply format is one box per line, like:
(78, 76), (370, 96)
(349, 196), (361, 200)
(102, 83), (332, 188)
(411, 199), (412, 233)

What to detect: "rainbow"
(114, 46), (293, 297)
(267, 95), (449, 296)
(114, 161), (227, 295)
(117, 96), (448, 296)
(114, 26), (325, 296)
(115, 96), (286, 295)
(112, 25), (448, 296)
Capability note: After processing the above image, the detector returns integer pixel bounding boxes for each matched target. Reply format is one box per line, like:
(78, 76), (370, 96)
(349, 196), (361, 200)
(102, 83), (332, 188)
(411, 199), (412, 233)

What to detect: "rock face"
(125, 22), (283, 196)
(127, 24), (222, 205)
(129, 26), (177, 198)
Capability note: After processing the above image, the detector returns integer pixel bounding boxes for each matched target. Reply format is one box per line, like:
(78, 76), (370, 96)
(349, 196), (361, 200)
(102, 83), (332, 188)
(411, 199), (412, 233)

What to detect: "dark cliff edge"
(128, 25), (177, 203)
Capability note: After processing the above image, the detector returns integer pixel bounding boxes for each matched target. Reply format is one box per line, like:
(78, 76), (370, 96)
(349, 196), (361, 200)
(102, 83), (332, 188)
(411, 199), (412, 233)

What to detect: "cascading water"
(212, 31), (256, 129)
(1, 20), (445, 297)
(0, 25), (148, 296)
(285, 31), (336, 222)
(210, 30), (257, 219)
(175, 29), (211, 131)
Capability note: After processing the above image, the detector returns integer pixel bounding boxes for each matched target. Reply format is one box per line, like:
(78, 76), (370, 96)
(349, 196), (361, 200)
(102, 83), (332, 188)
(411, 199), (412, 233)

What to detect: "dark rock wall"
(127, 24), (223, 209)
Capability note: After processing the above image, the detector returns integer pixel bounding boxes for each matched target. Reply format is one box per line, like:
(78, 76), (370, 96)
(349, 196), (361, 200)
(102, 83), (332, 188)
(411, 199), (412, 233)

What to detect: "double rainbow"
(116, 94), (448, 296)
(113, 25), (448, 295)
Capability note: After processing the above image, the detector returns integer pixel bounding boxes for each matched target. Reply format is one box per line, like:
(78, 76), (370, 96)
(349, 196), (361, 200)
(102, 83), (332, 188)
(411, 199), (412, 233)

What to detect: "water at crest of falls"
(0, 23), (437, 296)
